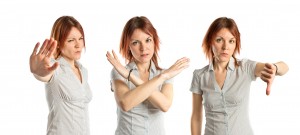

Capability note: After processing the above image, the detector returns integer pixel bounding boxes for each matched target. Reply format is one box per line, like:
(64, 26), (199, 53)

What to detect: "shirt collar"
(127, 60), (156, 73)
(57, 57), (82, 69)
(208, 57), (235, 71)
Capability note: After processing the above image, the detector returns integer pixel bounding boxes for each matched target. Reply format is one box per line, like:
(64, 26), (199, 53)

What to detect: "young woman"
(190, 17), (289, 135)
(29, 16), (92, 135)
(106, 16), (189, 135)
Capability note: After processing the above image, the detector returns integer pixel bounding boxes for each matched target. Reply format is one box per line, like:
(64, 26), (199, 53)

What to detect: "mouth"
(141, 54), (149, 57)
(221, 52), (228, 55)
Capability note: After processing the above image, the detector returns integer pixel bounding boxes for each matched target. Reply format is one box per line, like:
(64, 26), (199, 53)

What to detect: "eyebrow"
(131, 36), (152, 41)
(216, 36), (235, 40)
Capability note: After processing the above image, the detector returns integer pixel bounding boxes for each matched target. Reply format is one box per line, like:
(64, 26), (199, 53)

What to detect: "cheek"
(231, 45), (236, 51)
(150, 44), (155, 52)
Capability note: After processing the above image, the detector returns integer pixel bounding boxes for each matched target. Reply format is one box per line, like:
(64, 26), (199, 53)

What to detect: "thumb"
(266, 82), (272, 96)
(49, 62), (59, 71)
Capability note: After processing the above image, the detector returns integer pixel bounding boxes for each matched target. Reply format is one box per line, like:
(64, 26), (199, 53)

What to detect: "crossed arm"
(107, 50), (189, 112)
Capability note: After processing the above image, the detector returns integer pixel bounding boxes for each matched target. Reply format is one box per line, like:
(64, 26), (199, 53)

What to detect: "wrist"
(127, 69), (133, 81)
(159, 73), (169, 81)
(273, 63), (278, 75)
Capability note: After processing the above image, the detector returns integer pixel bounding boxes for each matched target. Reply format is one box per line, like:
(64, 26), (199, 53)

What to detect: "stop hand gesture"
(29, 38), (59, 81)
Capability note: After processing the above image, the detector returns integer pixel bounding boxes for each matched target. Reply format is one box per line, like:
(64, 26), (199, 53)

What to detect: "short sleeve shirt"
(45, 57), (92, 135)
(111, 61), (173, 135)
(190, 57), (257, 135)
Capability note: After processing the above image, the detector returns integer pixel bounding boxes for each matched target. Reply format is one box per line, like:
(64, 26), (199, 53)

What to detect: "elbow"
(160, 103), (172, 112)
(161, 107), (170, 112)
(119, 100), (132, 112)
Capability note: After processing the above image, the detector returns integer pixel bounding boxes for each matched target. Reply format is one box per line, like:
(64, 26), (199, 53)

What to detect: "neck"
(61, 56), (76, 68)
(213, 59), (228, 72)
(136, 61), (151, 73)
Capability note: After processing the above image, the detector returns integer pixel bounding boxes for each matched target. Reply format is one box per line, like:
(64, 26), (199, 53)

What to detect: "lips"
(221, 53), (228, 55)
(75, 51), (81, 54)
(141, 54), (148, 57)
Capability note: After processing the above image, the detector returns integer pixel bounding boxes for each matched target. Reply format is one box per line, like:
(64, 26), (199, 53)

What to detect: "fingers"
(106, 51), (113, 60)
(48, 62), (59, 71)
(174, 57), (190, 69)
(39, 38), (58, 56)
(46, 40), (57, 58)
(264, 63), (275, 74)
(262, 63), (275, 96)
(112, 50), (120, 62)
(31, 42), (40, 56)
(38, 39), (49, 55)
(266, 83), (271, 96)
(264, 63), (273, 69)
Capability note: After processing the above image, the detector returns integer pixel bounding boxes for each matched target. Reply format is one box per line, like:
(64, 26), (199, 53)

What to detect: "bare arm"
(255, 61), (289, 95)
(107, 50), (189, 112)
(29, 38), (59, 82)
(112, 73), (169, 112)
(191, 93), (203, 135)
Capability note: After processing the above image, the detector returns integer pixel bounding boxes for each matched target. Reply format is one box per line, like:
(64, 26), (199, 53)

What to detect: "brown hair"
(202, 17), (241, 66)
(50, 16), (85, 59)
(119, 16), (161, 70)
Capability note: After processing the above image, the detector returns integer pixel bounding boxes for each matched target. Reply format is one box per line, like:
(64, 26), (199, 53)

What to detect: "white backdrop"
(0, 0), (299, 134)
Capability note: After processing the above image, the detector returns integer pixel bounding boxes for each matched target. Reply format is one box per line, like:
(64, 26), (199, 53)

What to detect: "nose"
(222, 42), (228, 50)
(140, 42), (147, 51)
(75, 40), (82, 48)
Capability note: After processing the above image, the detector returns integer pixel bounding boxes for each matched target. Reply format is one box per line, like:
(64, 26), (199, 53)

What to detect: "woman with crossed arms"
(107, 16), (190, 135)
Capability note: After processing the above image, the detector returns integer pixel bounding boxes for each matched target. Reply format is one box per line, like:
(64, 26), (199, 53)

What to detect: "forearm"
(147, 89), (173, 112)
(33, 73), (52, 82)
(191, 115), (203, 135)
(127, 72), (173, 112)
(274, 61), (289, 76)
(128, 72), (144, 86)
(118, 74), (168, 111)
(191, 93), (203, 135)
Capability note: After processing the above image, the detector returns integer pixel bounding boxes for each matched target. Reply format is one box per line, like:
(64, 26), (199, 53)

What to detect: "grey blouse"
(111, 61), (173, 135)
(190, 57), (257, 135)
(45, 57), (92, 135)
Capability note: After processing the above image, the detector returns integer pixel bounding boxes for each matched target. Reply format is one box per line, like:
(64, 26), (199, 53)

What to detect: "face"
(60, 27), (84, 63)
(129, 29), (154, 64)
(212, 28), (236, 63)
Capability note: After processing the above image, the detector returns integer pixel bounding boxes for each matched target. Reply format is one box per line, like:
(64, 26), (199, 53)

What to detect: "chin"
(74, 56), (81, 60)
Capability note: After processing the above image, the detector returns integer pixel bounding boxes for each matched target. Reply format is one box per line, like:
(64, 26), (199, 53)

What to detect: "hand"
(260, 63), (276, 96)
(29, 38), (59, 77)
(106, 50), (129, 78)
(161, 57), (190, 80)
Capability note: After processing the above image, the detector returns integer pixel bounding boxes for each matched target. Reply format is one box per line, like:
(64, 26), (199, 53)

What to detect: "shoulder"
(193, 65), (209, 76)
(191, 65), (210, 81)
(237, 58), (257, 68)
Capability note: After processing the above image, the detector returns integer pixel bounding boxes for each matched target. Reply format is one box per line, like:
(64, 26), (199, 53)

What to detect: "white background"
(0, 0), (299, 134)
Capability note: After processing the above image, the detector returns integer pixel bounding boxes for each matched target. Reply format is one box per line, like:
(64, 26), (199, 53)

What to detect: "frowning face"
(60, 27), (84, 63)
(129, 29), (154, 64)
(212, 28), (236, 63)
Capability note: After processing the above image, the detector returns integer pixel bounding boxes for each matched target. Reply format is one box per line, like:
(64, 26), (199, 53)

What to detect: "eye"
(131, 41), (139, 45)
(229, 39), (235, 44)
(216, 38), (223, 43)
(146, 38), (152, 43)
(67, 39), (74, 42)
(79, 37), (84, 40)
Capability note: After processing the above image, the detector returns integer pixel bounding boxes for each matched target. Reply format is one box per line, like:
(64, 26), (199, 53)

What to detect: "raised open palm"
(162, 57), (190, 80)
(29, 38), (59, 77)
(106, 50), (128, 78)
